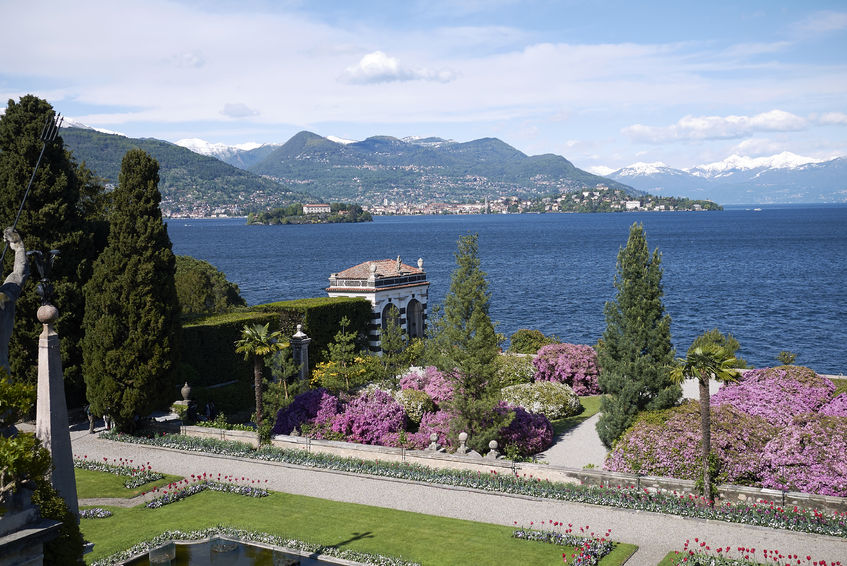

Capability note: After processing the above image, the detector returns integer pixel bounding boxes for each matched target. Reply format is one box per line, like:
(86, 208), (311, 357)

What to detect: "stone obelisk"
(34, 303), (78, 517)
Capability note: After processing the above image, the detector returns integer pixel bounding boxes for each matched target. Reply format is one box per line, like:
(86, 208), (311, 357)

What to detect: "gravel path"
(70, 429), (846, 566)
(535, 413), (607, 469)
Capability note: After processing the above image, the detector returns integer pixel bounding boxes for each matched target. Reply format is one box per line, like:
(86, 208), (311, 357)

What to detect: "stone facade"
(327, 257), (428, 352)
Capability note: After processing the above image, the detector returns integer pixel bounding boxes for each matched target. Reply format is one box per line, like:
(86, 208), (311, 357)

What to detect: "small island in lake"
(247, 203), (373, 225)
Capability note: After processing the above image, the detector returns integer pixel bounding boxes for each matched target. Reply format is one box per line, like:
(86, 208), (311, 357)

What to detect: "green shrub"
(394, 389), (435, 424)
(495, 354), (536, 388)
(32, 478), (84, 565)
(500, 382), (582, 420)
(507, 329), (558, 354)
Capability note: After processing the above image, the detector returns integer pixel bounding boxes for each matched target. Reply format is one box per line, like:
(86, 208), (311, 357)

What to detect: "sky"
(1, 0), (846, 173)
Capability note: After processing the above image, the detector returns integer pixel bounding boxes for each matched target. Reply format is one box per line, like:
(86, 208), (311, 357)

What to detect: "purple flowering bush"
(331, 389), (406, 445)
(496, 402), (554, 457)
(605, 401), (777, 485)
(761, 414), (847, 496)
(819, 393), (847, 417)
(398, 366), (454, 406)
(711, 366), (835, 426)
(533, 343), (601, 395)
(271, 388), (340, 435)
(406, 409), (455, 450)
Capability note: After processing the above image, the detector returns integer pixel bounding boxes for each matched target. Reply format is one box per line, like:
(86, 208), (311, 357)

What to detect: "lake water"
(167, 205), (847, 374)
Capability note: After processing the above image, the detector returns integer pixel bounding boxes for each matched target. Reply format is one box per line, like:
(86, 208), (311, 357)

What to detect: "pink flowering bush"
(533, 343), (601, 395)
(819, 393), (847, 416)
(331, 389), (406, 445)
(605, 401), (776, 485)
(496, 402), (554, 457)
(406, 409), (455, 449)
(711, 366), (835, 426)
(761, 414), (847, 496)
(271, 388), (340, 436)
(399, 366), (454, 406)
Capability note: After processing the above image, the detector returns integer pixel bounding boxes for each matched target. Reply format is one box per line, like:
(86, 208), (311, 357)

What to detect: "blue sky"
(1, 0), (846, 171)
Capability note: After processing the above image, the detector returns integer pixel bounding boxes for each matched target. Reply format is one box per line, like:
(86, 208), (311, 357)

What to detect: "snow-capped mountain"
(326, 135), (357, 145)
(605, 152), (847, 204)
(174, 138), (282, 169)
(689, 152), (823, 179)
(60, 118), (125, 137)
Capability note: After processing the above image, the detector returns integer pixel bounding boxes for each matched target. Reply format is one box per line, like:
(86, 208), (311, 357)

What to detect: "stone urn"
(180, 382), (192, 401)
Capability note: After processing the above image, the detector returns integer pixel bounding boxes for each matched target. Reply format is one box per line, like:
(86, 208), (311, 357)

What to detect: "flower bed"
(90, 527), (420, 566)
(102, 431), (847, 538)
(144, 476), (269, 508)
(668, 538), (844, 566)
(74, 455), (163, 489)
(513, 523), (614, 566)
(80, 507), (113, 519)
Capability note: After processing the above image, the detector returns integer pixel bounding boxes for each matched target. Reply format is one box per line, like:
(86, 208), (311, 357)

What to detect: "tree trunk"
(699, 373), (712, 506)
(254, 356), (263, 430)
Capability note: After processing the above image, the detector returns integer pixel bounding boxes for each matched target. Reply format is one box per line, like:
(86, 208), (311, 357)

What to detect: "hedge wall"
(180, 298), (372, 387)
(181, 311), (279, 386)
(256, 297), (372, 365)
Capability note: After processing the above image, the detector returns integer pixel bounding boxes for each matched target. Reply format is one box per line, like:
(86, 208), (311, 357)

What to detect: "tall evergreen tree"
(0, 96), (104, 403)
(438, 234), (506, 452)
(82, 149), (180, 431)
(596, 222), (679, 448)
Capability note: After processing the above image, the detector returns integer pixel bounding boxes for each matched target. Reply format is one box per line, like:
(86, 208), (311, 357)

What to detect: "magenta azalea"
(761, 414), (847, 496)
(533, 343), (601, 395)
(271, 388), (340, 436)
(399, 366), (454, 405)
(331, 389), (406, 445)
(496, 402), (554, 456)
(711, 366), (835, 426)
(819, 393), (847, 417)
(605, 401), (776, 485)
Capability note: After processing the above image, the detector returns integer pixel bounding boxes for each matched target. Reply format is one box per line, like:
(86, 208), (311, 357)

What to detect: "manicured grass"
(80, 490), (636, 566)
(75, 468), (183, 499)
(552, 395), (603, 436)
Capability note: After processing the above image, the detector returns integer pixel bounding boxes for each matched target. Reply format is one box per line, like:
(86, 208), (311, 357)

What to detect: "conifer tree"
(82, 149), (179, 431)
(0, 96), (103, 403)
(596, 222), (679, 448)
(439, 234), (506, 452)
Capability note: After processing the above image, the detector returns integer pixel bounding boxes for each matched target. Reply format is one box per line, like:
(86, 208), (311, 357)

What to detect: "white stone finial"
(417, 257), (423, 270)
(293, 324), (307, 339)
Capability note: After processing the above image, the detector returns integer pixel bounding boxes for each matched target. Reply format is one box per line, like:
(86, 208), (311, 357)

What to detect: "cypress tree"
(82, 149), (179, 430)
(439, 234), (506, 452)
(0, 96), (103, 403)
(596, 222), (679, 448)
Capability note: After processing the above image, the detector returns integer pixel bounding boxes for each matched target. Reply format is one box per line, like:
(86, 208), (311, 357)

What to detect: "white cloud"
(340, 51), (456, 84)
(623, 110), (808, 143)
(818, 112), (847, 125)
(795, 11), (847, 35)
(220, 103), (259, 118)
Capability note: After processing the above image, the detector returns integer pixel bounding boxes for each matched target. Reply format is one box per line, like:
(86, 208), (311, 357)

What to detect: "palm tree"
(235, 323), (285, 431)
(670, 336), (740, 505)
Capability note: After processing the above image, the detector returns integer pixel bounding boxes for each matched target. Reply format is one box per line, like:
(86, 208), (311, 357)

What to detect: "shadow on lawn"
(333, 531), (375, 548)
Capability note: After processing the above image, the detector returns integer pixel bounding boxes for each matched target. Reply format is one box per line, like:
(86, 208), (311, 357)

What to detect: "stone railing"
(161, 423), (847, 515)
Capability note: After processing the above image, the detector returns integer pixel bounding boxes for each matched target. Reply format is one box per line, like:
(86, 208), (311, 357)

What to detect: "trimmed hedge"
(181, 311), (279, 386)
(180, 298), (371, 387)
(256, 297), (372, 365)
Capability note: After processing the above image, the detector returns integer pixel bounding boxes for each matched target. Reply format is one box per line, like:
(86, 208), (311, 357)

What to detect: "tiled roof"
(334, 258), (422, 279)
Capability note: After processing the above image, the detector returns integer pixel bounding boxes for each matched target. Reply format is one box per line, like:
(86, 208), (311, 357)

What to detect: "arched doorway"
(406, 299), (424, 339)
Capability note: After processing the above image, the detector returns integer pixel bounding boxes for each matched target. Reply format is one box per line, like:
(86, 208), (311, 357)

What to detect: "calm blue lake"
(167, 205), (847, 374)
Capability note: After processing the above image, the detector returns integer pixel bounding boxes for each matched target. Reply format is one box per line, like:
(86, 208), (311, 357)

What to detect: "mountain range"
(184, 130), (633, 204)
(606, 152), (847, 204)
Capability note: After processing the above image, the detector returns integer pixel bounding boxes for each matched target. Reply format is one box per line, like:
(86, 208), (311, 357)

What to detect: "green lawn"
(79, 474), (636, 565)
(552, 395), (603, 436)
(831, 377), (847, 396)
(75, 468), (182, 499)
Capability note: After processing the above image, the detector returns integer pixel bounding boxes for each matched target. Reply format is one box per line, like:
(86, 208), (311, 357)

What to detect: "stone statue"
(396, 255), (402, 272)
(0, 227), (29, 375)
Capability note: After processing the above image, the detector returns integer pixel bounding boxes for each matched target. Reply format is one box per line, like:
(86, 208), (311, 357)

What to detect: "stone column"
(34, 304), (78, 517)
(290, 324), (311, 382)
